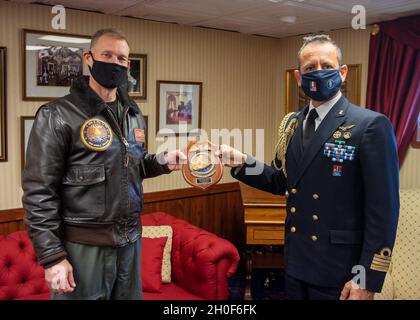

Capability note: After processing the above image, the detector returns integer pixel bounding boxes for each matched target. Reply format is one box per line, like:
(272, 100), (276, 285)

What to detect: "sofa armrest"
(170, 221), (240, 300)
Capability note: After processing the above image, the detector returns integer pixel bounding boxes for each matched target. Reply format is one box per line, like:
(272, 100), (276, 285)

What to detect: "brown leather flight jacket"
(22, 77), (170, 268)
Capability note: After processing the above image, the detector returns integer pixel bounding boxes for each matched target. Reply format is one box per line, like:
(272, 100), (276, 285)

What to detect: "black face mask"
(89, 51), (128, 89)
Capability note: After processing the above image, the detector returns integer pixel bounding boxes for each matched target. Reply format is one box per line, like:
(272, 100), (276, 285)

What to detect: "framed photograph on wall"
(20, 116), (35, 170)
(156, 80), (202, 136)
(0, 47), (6, 162)
(128, 54), (147, 100)
(23, 29), (91, 100)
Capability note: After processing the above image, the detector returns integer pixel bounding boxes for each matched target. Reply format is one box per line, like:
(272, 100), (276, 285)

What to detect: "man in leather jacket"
(22, 28), (186, 300)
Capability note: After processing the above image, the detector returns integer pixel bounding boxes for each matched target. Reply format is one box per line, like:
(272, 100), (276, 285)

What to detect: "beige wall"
(0, 1), (418, 210)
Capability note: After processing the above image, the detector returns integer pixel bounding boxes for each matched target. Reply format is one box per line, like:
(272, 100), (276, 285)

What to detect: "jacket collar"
(69, 76), (140, 117)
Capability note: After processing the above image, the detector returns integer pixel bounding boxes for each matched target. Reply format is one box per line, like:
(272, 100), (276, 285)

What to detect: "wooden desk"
(239, 183), (286, 300)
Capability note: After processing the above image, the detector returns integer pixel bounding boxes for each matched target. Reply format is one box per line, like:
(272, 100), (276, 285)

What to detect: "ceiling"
(9, 0), (420, 38)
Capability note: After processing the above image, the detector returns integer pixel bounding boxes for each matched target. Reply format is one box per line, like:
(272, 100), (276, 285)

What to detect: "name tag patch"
(134, 128), (145, 143)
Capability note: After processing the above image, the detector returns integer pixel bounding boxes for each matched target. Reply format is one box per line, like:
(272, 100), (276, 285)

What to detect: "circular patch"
(327, 79), (334, 89)
(80, 118), (113, 151)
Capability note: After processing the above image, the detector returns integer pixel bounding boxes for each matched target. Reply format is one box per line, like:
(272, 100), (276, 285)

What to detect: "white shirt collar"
(307, 91), (342, 121)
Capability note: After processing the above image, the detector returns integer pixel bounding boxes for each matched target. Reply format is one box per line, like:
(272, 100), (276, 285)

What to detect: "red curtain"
(366, 15), (420, 165)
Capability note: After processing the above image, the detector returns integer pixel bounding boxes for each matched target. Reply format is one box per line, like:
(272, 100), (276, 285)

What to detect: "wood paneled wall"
(0, 182), (246, 252)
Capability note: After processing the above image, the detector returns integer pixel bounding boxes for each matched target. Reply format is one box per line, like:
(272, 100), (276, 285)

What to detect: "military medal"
(333, 131), (341, 139)
(324, 143), (356, 162)
(182, 141), (223, 190)
(343, 132), (351, 140)
(80, 118), (113, 151)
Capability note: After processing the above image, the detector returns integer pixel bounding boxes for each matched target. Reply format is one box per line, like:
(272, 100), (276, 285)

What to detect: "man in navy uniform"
(216, 35), (399, 300)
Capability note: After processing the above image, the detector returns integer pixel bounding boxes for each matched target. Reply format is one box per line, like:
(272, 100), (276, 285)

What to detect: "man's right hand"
(213, 143), (247, 168)
(45, 259), (76, 295)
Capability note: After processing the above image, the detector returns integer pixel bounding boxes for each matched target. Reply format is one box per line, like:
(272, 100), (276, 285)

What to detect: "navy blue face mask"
(301, 67), (342, 102)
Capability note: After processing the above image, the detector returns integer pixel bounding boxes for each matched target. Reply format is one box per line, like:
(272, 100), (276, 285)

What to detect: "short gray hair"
(90, 28), (130, 50)
(297, 34), (342, 69)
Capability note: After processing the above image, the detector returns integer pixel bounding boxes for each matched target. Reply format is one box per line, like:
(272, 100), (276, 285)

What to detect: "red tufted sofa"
(0, 211), (240, 300)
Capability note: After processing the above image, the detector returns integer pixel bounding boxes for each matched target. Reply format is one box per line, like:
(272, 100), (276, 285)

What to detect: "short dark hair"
(90, 28), (129, 50)
(297, 34), (342, 70)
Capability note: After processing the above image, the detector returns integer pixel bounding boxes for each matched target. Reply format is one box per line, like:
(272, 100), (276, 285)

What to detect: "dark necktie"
(303, 108), (318, 150)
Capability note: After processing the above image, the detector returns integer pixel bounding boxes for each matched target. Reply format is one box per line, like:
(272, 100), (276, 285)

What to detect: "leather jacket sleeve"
(140, 152), (172, 179)
(22, 104), (70, 268)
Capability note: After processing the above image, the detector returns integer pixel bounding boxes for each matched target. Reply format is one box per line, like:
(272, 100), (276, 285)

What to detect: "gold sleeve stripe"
(370, 248), (392, 273)
(370, 263), (390, 272)
(371, 261), (391, 267)
(372, 257), (392, 264)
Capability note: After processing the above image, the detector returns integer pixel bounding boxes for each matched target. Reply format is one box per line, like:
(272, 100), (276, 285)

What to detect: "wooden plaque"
(182, 141), (223, 190)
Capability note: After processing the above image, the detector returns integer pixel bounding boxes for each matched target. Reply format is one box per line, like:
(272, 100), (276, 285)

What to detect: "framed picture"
(412, 113), (420, 149)
(143, 115), (149, 149)
(0, 47), (6, 162)
(128, 54), (147, 100)
(20, 116), (35, 170)
(156, 80), (202, 136)
(284, 64), (362, 114)
(23, 29), (91, 100)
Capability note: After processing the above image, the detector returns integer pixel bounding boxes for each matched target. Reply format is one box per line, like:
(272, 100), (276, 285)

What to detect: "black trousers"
(285, 274), (342, 300)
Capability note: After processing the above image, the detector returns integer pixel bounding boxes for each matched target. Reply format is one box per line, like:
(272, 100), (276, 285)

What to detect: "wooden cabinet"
(239, 183), (286, 299)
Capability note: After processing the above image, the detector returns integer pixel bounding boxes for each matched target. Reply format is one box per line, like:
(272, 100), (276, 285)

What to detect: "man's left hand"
(340, 280), (375, 300)
(164, 150), (187, 171)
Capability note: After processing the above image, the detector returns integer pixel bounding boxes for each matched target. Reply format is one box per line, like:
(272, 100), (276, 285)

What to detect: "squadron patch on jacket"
(80, 118), (113, 151)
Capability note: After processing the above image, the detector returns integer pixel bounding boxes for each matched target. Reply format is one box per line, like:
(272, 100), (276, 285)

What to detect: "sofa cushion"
(142, 226), (173, 283)
(143, 282), (203, 300)
(141, 236), (167, 293)
(0, 231), (49, 300)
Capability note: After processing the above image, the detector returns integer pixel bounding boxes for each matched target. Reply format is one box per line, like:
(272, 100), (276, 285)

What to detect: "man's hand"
(164, 149), (187, 171)
(339, 280), (374, 300)
(45, 259), (76, 295)
(213, 144), (247, 168)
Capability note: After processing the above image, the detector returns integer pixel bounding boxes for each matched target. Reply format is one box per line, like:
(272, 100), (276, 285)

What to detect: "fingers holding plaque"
(182, 141), (223, 190)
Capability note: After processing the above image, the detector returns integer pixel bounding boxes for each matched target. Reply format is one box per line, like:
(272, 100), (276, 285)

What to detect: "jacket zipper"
(104, 104), (131, 243)
(104, 105), (130, 167)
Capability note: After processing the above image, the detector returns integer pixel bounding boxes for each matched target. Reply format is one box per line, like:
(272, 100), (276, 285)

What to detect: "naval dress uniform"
(232, 93), (399, 299)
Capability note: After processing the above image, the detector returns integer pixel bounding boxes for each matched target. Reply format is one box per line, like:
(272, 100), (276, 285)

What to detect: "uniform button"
(313, 194), (320, 200)
(291, 226), (296, 233)
(311, 235), (318, 241)
(312, 215), (319, 221)
(291, 188), (297, 194)
(290, 207), (296, 213)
